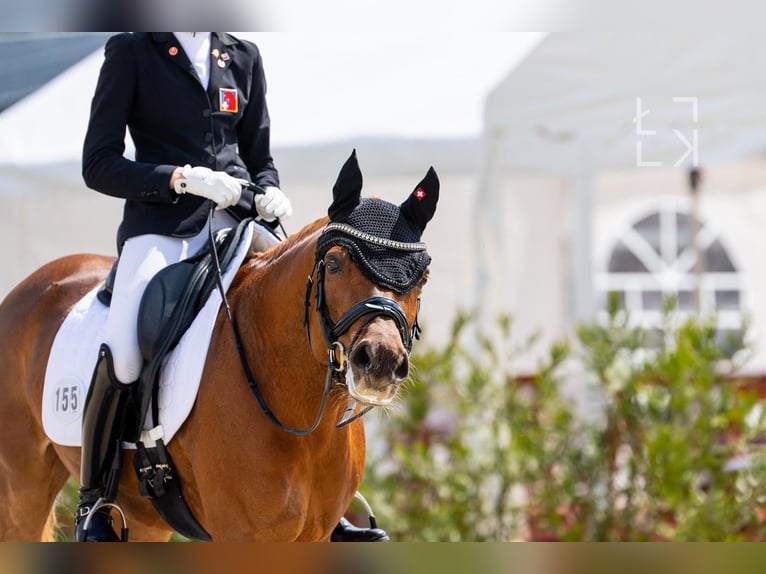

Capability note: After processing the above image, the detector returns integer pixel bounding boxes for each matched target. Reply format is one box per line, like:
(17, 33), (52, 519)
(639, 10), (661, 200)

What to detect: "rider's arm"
(82, 33), (180, 203)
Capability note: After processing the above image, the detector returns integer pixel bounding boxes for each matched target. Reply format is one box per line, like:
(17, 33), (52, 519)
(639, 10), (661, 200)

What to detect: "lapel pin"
(217, 59), (226, 68)
(221, 53), (230, 62)
(169, 46), (178, 56)
(211, 48), (220, 58)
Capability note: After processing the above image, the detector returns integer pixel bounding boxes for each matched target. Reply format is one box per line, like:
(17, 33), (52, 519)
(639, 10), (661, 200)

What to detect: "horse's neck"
(233, 223), (325, 378)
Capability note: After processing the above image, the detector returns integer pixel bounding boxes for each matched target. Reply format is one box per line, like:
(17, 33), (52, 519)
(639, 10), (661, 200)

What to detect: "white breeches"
(105, 211), (238, 383)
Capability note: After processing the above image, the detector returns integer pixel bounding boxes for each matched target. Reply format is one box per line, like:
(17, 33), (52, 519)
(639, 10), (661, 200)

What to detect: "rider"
(77, 32), (384, 542)
(76, 31), (288, 542)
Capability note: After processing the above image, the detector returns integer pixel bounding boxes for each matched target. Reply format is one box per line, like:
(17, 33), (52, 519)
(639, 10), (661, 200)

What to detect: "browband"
(321, 223), (427, 252)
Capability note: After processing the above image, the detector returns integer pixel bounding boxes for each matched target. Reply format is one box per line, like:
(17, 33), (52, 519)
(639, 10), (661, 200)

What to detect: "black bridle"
(303, 257), (419, 366)
(214, 214), (422, 437)
(301, 257), (421, 428)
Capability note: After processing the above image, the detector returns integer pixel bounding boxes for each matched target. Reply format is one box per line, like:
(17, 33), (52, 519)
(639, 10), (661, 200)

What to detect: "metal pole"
(573, 134), (594, 323)
(689, 167), (703, 316)
(471, 127), (505, 322)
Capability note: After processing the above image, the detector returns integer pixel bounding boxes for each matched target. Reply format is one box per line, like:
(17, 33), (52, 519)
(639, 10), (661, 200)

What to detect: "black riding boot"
(74, 344), (135, 542)
(331, 517), (389, 542)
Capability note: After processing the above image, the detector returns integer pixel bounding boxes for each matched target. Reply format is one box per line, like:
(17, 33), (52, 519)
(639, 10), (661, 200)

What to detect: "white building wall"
(472, 173), (571, 373)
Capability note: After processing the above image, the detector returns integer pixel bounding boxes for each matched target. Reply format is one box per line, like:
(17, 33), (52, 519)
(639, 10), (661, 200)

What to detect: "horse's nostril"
(351, 341), (409, 382)
(394, 357), (409, 381)
(350, 342), (373, 373)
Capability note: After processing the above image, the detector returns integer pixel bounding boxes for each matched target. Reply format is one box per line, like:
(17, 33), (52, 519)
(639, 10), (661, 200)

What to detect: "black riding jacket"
(82, 32), (280, 241)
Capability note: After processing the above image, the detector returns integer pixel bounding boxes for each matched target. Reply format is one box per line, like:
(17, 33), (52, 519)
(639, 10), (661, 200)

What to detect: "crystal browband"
(322, 223), (427, 252)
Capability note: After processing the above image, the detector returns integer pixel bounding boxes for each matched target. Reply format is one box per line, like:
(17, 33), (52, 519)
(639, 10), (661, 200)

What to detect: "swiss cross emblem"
(414, 187), (426, 201)
(219, 88), (239, 113)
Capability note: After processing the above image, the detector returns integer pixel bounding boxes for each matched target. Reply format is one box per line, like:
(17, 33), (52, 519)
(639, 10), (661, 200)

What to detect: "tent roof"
(0, 33), (110, 113)
(485, 32), (766, 173)
(0, 48), (125, 165)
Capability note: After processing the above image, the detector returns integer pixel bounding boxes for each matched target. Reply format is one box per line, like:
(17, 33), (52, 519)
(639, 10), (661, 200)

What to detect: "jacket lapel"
(150, 32), (199, 84)
(209, 34), (235, 80)
(208, 33), (237, 111)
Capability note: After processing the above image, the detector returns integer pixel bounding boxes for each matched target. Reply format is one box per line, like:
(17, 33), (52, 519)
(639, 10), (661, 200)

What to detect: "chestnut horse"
(0, 152), (439, 541)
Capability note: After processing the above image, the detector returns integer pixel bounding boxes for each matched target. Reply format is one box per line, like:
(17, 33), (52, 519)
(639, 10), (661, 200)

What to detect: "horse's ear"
(328, 149), (363, 220)
(400, 167), (439, 233)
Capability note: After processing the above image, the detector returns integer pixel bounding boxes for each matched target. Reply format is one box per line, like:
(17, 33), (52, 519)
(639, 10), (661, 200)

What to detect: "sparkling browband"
(322, 223), (427, 252)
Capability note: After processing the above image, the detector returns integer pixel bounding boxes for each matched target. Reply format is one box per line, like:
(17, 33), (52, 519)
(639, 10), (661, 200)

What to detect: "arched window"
(595, 201), (744, 351)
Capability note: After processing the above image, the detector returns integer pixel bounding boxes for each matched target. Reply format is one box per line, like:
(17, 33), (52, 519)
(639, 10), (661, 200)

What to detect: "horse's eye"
(325, 255), (342, 274)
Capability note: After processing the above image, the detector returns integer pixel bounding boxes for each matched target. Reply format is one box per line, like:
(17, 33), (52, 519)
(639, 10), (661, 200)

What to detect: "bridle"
(303, 255), (419, 368)
(216, 216), (424, 437)
(301, 253), (421, 428)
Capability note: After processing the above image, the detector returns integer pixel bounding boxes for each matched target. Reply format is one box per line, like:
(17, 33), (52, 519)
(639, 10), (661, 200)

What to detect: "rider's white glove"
(174, 164), (242, 210)
(254, 186), (292, 222)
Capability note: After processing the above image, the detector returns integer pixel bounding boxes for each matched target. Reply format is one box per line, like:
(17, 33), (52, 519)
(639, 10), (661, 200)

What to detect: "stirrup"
(331, 492), (389, 542)
(331, 517), (389, 542)
(76, 497), (129, 542)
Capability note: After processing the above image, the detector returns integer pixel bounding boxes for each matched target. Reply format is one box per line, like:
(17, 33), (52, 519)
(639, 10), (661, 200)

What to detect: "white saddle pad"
(42, 222), (264, 448)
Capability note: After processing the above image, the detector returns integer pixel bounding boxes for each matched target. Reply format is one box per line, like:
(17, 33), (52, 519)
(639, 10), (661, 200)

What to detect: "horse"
(0, 151), (439, 541)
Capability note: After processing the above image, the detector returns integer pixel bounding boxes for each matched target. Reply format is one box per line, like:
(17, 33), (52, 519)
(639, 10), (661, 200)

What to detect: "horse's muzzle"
(346, 339), (409, 406)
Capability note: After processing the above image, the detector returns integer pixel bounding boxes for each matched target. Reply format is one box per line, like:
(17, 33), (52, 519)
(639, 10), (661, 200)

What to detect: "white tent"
(473, 32), (766, 372)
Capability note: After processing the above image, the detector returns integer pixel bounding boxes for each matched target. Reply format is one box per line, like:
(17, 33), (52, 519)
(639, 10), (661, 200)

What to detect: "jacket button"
(202, 109), (211, 118)
(204, 132), (213, 142)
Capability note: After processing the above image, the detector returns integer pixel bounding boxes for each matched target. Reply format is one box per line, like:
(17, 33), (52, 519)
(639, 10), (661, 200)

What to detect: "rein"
(211, 208), (422, 436)
(209, 210), (332, 437)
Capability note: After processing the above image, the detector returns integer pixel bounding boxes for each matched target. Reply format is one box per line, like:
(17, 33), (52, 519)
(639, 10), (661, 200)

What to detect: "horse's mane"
(248, 217), (329, 267)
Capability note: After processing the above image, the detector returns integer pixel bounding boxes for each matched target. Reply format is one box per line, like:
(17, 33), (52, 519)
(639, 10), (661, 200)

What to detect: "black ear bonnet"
(315, 150), (439, 293)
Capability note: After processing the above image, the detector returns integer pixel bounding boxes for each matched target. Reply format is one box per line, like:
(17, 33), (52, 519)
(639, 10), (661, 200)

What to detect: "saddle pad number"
(55, 385), (78, 412)
(52, 379), (83, 422)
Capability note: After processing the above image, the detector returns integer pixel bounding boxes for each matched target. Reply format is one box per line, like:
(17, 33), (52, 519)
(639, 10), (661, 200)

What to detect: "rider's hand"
(174, 164), (242, 210)
(254, 186), (292, 221)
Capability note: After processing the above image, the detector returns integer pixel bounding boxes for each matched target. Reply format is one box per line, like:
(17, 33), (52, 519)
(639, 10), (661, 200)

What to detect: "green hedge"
(361, 303), (766, 541)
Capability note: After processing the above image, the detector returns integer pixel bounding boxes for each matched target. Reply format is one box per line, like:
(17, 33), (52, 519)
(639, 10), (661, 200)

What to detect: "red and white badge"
(219, 88), (238, 113)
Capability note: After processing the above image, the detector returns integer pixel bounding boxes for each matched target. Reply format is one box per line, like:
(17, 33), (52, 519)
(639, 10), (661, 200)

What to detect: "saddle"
(98, 217), (253, 541)
(135, 219), (248, 430)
